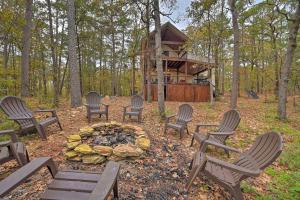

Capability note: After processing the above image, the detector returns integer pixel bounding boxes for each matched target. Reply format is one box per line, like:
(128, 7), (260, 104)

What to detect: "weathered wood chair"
(0, 157), (120, 200)
(190, 109), (240, 155)
(0, 129), (29, 166)
(164, 104), (193, 139)
(84, 91), (109, 123)
(0, 96), (62, 140)
(123, 95), (144, 123)
(187, 132), (283, 200)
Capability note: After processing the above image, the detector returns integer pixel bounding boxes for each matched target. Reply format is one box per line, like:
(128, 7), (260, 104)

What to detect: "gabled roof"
(150, 22), (188, 43)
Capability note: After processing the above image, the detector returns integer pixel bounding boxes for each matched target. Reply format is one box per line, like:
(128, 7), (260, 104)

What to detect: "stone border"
(64, 121), (150, 164)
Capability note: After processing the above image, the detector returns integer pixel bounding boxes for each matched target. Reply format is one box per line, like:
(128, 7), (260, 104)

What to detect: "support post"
(209, 69), (214, 105)
(185, 62), (188, 82)
(165, 59), (168, 100)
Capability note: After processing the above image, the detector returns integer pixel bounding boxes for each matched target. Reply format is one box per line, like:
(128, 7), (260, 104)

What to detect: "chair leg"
(113, 179), (119, 199)
(180, 128), (183, 139)
(190, 136), (195, 147)
(37, 125), (47, 140)
(99, 114), (102, 118)
(189, 158), (194, 170)
(57, 119), (63, 130)
(106, 113), (108, 121)
(223, 141), (230, 157)
(164, 124), (167, 134)
(123, 113), (125, 122)
(230, 185), (244, 200)
(199, 141), (208, 153)
(186, 153), (207, 191)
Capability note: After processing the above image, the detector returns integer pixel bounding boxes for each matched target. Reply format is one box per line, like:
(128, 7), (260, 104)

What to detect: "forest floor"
(0, 94), (300, 200)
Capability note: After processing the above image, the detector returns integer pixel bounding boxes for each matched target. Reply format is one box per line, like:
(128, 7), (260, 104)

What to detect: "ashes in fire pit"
(64, 121), (150, 164)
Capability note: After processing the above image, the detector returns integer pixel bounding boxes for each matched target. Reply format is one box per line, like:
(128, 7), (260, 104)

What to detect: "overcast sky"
(161, 0), (192, 30)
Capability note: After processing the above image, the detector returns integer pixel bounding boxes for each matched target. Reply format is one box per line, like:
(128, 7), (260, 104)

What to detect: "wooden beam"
(161, 41), (184, 45)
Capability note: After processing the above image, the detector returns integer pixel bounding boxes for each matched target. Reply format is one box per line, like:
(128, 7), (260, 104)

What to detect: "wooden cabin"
(141, 22), (215, 102)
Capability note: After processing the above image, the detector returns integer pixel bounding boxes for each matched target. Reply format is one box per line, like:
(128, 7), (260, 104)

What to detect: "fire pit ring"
(64, 121), (150, 164)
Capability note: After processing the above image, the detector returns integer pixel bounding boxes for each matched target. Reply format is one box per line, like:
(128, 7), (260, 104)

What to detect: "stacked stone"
(64, 122), (151, 164)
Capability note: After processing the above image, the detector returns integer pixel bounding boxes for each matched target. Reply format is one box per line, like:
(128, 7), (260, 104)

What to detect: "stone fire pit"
(64, 121), (150, 164)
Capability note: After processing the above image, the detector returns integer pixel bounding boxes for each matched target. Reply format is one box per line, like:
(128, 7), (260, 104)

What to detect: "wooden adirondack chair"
(0, 157), (120, 200)
(190, 109), (240, 155)
(84, 91), (109, 123)
(0, 129), (29, 166)
(187, 132), (283, 200)
(123, 95), (144, 123)
(0, 96), (62, 140)
(164, 104), (193, 139)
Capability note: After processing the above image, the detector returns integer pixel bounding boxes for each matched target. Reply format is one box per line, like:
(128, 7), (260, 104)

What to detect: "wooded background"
(0, 0), (299, 119)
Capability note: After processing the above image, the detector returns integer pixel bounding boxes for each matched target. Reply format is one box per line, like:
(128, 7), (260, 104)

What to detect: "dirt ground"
(1, 95), (298, 200)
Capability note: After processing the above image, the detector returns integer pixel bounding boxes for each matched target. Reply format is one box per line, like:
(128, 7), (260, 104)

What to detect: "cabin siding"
(144, 84), (210, 102)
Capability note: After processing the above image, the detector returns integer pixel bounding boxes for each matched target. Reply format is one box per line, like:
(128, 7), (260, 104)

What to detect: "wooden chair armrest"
(165, 115), (176, 123)
(206, 156), (261, 177)
(100, 103), (109, 107)
(0, 157), (58, 198)
(88, 161), (120, 200)
(122, 105), (131, 108)
(195, 123), (219, 132)
(34, 109), (55, 113)
(0, 141), (11, 147)
(0, 129), (15, 135)
(166, 115), (176, 119)
(0, 130), (18, 143)
(196, 124), (219, 128)
(207, 131), (234, 136)
(203, 140), (241, 153)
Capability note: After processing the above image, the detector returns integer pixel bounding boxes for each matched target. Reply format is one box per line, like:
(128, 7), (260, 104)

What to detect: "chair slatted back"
(0, 96), (33, 128)
(131, 95), (143, 110)
(86, 91), (101, 108)
(176, 104), (193, 125)
(215, 110), (241, 142)
(232, 132), (283, 182)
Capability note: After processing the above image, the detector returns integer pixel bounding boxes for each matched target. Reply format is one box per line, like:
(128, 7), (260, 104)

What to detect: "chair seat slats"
(41, 189), (90, 200)
(54, 171), (101, 182)
(48, 180), (96, 192)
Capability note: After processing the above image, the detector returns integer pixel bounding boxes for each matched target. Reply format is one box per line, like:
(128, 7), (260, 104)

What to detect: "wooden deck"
(144, 84), (210, 102)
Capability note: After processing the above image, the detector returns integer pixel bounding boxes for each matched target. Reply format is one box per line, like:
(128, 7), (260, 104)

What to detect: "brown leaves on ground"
(1, 95), (297, 199)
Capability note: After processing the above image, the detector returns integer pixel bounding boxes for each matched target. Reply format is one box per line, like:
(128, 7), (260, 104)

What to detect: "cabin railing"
(146, 75), (209, 85)
(159, 50), (210, 63)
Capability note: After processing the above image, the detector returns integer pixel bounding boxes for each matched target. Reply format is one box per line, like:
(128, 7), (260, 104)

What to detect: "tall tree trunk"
(21, 0), (33, 97)
(67, 0), (82, 107)
(146, 0), (152, 102)
(46, 0), (59, 106)
(75, 25), (83, 96)
(110, 1), (117, 96)
(278, 3), (300, 120)
(228, 0), (240, 109)
(131, 57), (136, 95)
(153, 0), (165, 118)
